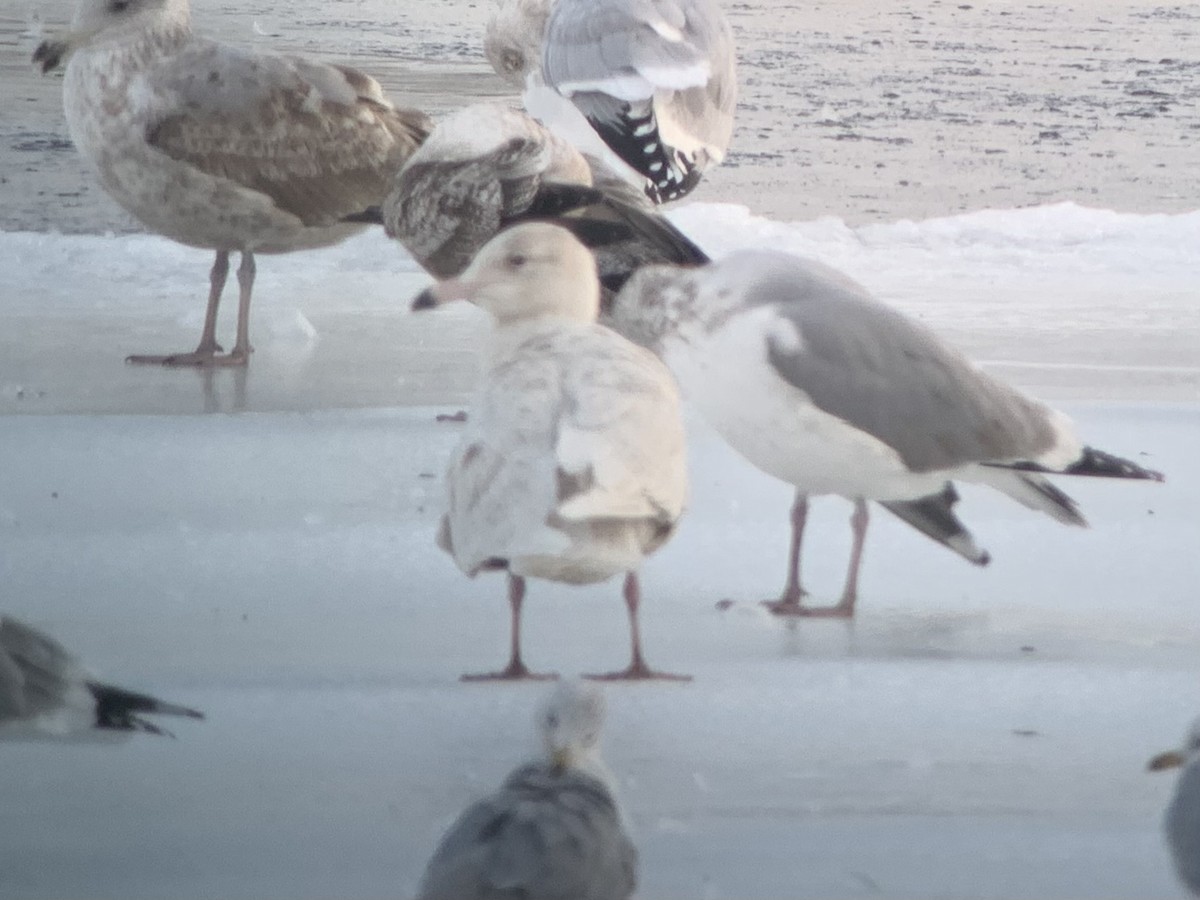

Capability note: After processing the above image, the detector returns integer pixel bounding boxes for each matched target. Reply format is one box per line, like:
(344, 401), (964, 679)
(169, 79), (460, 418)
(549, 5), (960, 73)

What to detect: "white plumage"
(412, 223), (688, 680)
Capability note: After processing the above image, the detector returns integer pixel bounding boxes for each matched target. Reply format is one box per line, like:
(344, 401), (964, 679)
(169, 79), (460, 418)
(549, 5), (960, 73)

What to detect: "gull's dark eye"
(109, 0), (130, 11)
(545, 712), (559, 728)
(507, 253), (527, 269)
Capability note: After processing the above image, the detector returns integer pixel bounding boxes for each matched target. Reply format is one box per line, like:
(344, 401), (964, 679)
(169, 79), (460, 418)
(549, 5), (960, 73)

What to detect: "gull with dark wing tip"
(412, 223), (688, 681)
(34, 0), (430, 367)
(0, 616), (203, 741)
(610, 250), (1163, 617)
(381, 103), (710, 302)
(1149, 718), (1200, 896)
(485, 0), (737, 204)
(416, 680), (636, 900)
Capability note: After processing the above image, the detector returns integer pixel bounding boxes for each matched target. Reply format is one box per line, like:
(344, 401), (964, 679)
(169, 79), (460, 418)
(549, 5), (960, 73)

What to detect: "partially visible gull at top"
(33, 0), (430, 367)
(381, 103), (709, 302)
(485, 0), (737, 205)
(415, 680), (636, 900)
(1149, 717), (1200, 897)
(0, 615), (204, 742)
(412, 223), (689, 680)
(610, 250), (1164, 617)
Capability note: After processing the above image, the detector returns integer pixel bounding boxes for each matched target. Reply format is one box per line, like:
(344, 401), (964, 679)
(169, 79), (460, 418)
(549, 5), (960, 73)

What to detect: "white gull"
(411, 223), (689, 680)
(1149, 718), (1200, 897)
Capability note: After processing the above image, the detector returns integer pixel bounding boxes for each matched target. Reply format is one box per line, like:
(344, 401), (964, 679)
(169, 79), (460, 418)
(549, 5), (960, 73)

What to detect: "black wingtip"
(880, 484), (991, 566)
(1068, 446), (1165, 482)
(411, 287), (438, 311)
(87, 681), (205, 735)
(992, 447), (1165, 483)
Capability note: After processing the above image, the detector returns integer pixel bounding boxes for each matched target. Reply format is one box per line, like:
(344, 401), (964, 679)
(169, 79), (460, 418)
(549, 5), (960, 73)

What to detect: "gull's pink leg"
(226, 250), (256, 364)
(798, 498), (868, 618)
(127, 250), (230, 366)
(462, 574), (556, 681)
(586, 573), (691, 681)
(763, 491), (810, 615)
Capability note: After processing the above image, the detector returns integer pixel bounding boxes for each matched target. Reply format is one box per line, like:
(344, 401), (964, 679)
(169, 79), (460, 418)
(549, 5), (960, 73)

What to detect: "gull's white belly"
(664, 310), (946, 501)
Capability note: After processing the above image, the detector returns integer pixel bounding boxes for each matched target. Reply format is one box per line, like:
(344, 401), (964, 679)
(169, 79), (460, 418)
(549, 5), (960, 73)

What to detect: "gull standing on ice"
(416, 680), (636, 900)
(411, 223), (688, 680)
(0, 616), (203, 741)
(485, 0), (737, 204)
(381, 103), (709, 298)
(1149, 718), (1200, 896)
(611, 250), (1164, 616)
(34, 0), (430, 366)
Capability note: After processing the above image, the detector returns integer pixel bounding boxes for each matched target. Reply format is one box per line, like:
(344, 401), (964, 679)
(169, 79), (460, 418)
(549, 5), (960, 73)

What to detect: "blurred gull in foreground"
(412, 223), (688, 680)
(34, 0), (429, 366)
(416, 680), (636, 900)
(1149, 718), (1200, 896)
(381, 103), (709, 299)
(611, 250), (1164, 616)
(485, 0), (737, 204)
(0, 616), (203, 741)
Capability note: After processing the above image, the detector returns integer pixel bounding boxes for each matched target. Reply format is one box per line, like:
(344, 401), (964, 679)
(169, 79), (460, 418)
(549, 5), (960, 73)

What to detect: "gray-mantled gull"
(485, 0), (737, 204)
(411, 223), (689, 680)
(611, 250), (1164, 617)
(0, 616), (204, 741)
(379, 103), (709, 300)
(416, 680), (636, 900)
(33, 0), (430, 367)
(1149, 719), (1200, 896)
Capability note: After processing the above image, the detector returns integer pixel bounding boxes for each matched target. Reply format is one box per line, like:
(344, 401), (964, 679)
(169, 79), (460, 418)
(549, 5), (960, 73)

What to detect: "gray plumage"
(1167, 761), (1200, 895)
(1150, 721), (1200, 896)
(416, 681), (636, 899)
(0, 616), (203, 740)
(748, 265), (1060, 473)
(609, 249), (1160, 614)
(416, 764), (636, 900)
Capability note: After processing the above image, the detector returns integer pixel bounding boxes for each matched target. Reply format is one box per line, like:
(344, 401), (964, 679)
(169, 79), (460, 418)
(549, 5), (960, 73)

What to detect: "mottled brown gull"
(611, 250), (1164, 616)
(381, 103), (709, 300)
(485, 0), (737, 204)
(34, 0), (430, 367)
(411, 223), (688, 680)
(0, 615), (203, 741)
(416, 680), (636, 900)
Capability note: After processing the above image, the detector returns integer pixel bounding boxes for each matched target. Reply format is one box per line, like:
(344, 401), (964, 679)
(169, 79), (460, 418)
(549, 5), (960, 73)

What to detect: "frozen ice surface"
(0, 202), (1197, 898)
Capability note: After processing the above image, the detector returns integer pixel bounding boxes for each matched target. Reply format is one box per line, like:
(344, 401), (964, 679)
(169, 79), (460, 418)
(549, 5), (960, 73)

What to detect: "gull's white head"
(483, 0), (552, 87)
(1148, 716), (1200, 773)
(538, 679), (606, 771)
(411, 223), (601, 325)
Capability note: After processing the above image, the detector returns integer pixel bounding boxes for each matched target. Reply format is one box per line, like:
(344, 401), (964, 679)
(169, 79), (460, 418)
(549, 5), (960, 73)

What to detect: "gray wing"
(543, 0), (720, 98)
(0, 616), (77, 722)
(542, 0), (736, 159)
(749, 259), (1059, 473)
(418, 764), (637, 900)
(1166, 763), (1200, 895)
(146, 41), (430, 226)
